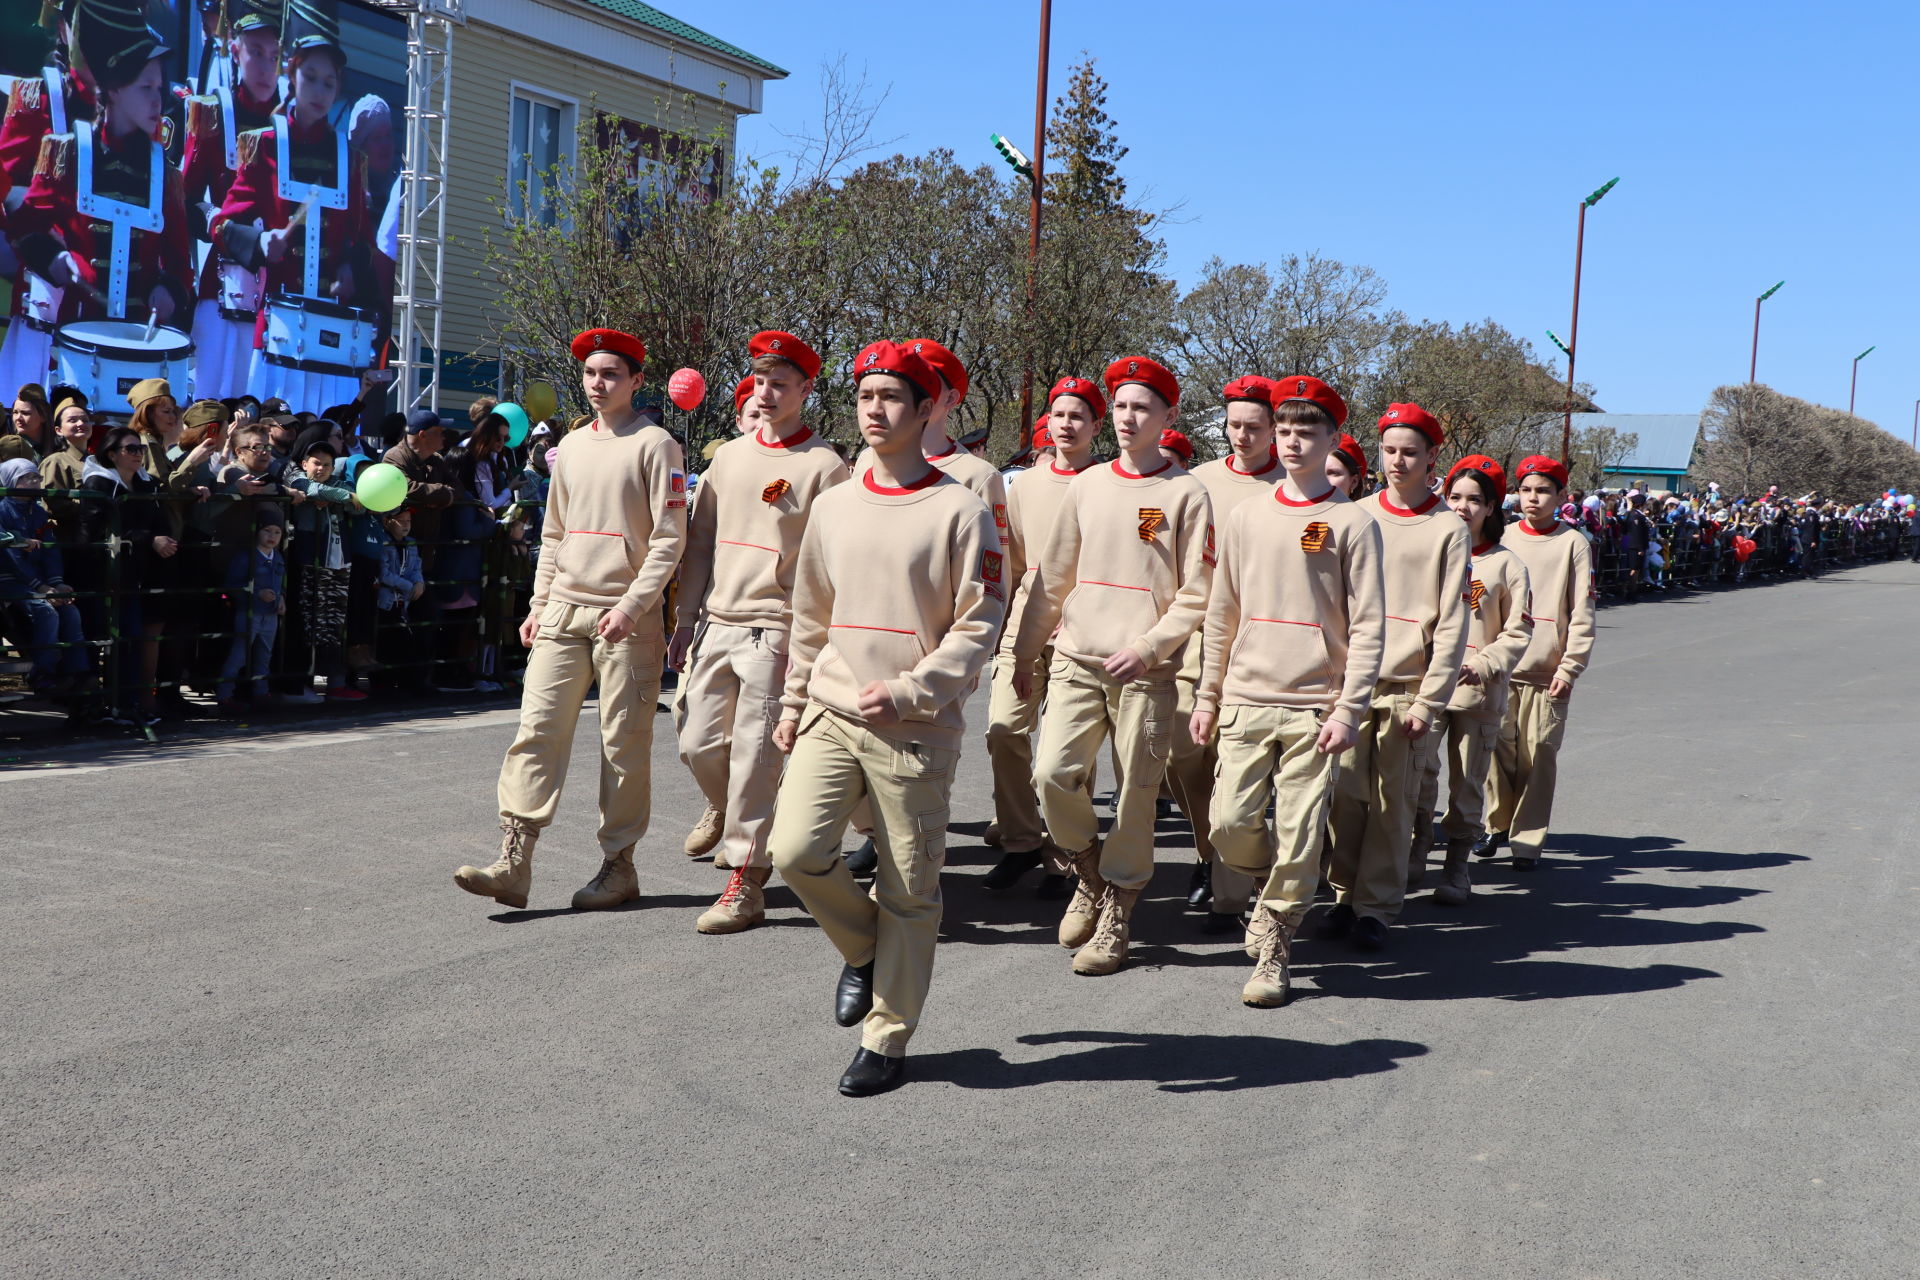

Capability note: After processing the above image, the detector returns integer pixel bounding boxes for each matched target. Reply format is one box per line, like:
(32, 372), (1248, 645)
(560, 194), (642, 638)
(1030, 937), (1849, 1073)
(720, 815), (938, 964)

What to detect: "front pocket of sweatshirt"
(824, 624), (928, 692)
(555, 529), (635, 598)
(1059, 580), (1161, 659)
(1227, 618), (1334, 695)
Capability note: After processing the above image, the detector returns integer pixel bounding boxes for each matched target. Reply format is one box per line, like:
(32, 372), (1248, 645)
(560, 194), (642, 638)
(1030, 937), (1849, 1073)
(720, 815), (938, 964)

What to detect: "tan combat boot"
(1432, 838), (1474, 906)
(1242, 902), (1277, 959)
(684, 805), (723, 858)
(454, 820), (537, 909)
(572, 846), (641, 910)
(1057, 840), (1106, 949)
(696, 865), (769, 934)
(1073, 884), (1140, 976)
(1241, 907), (1297, 1007)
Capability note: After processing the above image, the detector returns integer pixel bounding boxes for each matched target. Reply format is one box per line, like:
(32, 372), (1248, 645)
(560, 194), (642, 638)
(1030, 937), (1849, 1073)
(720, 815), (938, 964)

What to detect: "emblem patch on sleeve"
(762, 478), (791, 504)
(670, 470), (686, 494)
(993, 503), (1008, 530)
(1203, 523), (1217, 567)
(1137, 507), (1166, 544)
(1300, 521), (1331, 553)
(982, 549), (1004, 600)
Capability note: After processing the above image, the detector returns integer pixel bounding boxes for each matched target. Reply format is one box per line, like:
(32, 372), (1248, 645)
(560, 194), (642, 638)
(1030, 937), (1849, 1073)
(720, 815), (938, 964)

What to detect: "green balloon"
(356, 461), (408, 513)
(495, 402), (531, 448)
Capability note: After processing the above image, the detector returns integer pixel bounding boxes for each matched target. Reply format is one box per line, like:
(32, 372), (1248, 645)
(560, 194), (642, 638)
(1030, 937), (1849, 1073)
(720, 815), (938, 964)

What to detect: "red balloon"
(668, 368), (707, 411)
(1733, 537), (1755, 562)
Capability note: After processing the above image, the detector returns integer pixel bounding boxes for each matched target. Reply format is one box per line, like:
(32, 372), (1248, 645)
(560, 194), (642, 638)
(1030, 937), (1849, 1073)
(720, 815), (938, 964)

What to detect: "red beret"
(1274, 374), (1347, 427)
(1159, 428), (1194, 464)
(1446, 454), (1507, 500)
(733, 376), (756, 412)
(1515, 455), (1570, 489)
(1048, 375), (1106, 419)
(1104, 355), (1180, 408)
(1222, 375), (1275, 408)
(1033, 414), (1053, 449)
(854, 340), (941, 402)
(749, 330), (821, 380)
(570, 328), (647, 369)
(1332, 433), (1368, 477)
(1379, 401), (1444, 447)
(906, 338), (967, 402)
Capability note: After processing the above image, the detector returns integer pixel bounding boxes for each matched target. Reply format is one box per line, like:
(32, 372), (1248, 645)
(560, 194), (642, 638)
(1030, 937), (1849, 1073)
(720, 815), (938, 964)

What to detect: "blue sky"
(714, 0), (1916, 439)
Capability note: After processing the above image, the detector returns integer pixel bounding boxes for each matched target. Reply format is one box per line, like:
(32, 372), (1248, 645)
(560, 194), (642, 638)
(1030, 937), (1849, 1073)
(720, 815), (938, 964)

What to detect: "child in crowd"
(0, 458), (89, 694)
(217, 519), (287, 710)
(376, 508), (426, 690)
(287, 437), (366, 701)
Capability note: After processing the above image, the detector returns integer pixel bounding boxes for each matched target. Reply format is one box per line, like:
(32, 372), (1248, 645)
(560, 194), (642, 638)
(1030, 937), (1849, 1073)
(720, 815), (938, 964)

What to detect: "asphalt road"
(4, 561), (1916, 1279)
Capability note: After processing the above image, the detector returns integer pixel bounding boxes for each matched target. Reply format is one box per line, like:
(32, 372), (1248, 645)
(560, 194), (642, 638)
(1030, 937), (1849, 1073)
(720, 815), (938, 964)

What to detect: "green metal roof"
(574, 0), (788, 77)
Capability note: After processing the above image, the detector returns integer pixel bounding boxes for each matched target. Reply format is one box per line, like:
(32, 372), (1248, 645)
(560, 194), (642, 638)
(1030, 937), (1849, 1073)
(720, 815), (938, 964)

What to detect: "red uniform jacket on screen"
(0, 67), (95, 200)
(182, 83), (280, 302)
(213, 114), (371, 308)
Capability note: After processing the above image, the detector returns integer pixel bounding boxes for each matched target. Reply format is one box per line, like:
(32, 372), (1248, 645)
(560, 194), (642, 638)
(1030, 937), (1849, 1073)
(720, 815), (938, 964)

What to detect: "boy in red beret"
(1012, 356), (1212, 975)
(1191, 374), (1383, 1006)
(667, 330), (846, 934)
(1172, 375), (1282, 925)
(1322, 402), (1470, 949)
(1482, 455), (1596, 871)
(982, 376), (1103, 891)
(766, 340), (1004, 1097)
(456, 328), (688, 912)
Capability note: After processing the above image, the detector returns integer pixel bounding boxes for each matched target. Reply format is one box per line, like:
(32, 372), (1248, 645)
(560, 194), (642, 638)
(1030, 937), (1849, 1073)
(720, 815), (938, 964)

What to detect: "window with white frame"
(508, 86), (576, 225)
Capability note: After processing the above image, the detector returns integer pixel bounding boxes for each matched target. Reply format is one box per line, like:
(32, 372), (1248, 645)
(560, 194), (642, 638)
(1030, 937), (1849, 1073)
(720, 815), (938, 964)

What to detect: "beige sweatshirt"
(1178, 452), (1284, 680)
(534, 419), (686, 622)
(783, 468), (1004, 749)
(858, 438), (1008, 549)
(1013, 457), (1213, 677)
(1361, 490), (1473, 721)
(1448, 540), (1533, 718)
(675, 425), (847, 630)
(1001, 458), (1095, 653)
(1197, 484), (1384, 727)
(1502, 518), (1597, 687)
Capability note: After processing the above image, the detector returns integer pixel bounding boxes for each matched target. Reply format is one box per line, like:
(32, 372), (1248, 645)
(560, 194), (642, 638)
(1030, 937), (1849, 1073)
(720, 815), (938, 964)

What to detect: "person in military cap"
(213, 0), (373, 413)
(183, 0), (281, 399)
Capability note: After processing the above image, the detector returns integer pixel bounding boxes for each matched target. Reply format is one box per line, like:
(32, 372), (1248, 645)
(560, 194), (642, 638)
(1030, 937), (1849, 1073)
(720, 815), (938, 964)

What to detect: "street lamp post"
(1561, 177), (1618, 462)
(1749, 280), (1784, 385)
(991, 1), (1054, 436)
(1911, 398), (1918, 451)
(1849, 345), (1874, 416)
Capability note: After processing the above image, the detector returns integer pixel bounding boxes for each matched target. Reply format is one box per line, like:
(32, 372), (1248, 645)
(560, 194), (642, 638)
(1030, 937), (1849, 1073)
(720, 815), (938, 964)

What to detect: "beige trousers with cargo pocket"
(1032, 656), (1174, 892)
(1485, 682), (1569, 859)
(1209, 704), (1335, 925)
(769, 706), (955, 1059)
(675, 621), (787, 869)
(1327, 684), (1422, 923)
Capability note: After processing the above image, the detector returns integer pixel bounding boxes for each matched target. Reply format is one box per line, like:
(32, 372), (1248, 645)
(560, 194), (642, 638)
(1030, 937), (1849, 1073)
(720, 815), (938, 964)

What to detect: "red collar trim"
(1112, 457), (1171, 480)
(926, 438), (958, 460)
(1275, 485), (1337, 508)
(1472, 540), (1498, 556)
(863, 466), (942, 496)
(1227, 452), (1278, 477)
(757, 424), (813, 449)
(1518, 519), (1561, 536)
(1050, 458), (1093, 476)
(1379, 491), (1442, 517)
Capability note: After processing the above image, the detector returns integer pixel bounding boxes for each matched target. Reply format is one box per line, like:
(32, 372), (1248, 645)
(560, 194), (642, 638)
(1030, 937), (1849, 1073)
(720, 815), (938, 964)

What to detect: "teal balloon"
(356, 461), (408, 513)
(495, 402), (531, 448)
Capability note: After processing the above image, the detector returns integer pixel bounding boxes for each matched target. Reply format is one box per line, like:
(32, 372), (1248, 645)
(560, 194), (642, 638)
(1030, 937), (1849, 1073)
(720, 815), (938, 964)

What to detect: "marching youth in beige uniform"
(768, 341), (1002, 1098)
(455, 328), (687, 910)
(668, 331), (845, 933)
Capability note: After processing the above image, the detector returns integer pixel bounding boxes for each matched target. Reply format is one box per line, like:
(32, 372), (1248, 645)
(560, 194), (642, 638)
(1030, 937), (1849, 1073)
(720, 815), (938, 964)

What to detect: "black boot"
(1202, 908), (1242, 936)
(834, 962), (874, 1027)
(1186, 861), (1211, 910)
(844, 838), (878, 878)
(838, 1047), (905, 1097)
(1314, 901), (1355, 939)
(1352, 916), (1389, 951)
(1470, 830), (1507, 860)
(1035, 872), (1070, 900)
(982, 846), (1043, 891)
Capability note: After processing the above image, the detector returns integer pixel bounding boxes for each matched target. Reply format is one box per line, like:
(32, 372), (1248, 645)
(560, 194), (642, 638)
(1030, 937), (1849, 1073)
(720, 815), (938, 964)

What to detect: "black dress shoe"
(982, 846), (1043, 890)
(1511, 855), (1539, 873)
(1352, 916), (1388, 951)
(1313, 902), (1355, 939)
(834, 962), (874, 1027)
(1035, 872), (1071, 900)
(1201, 909), (1243, 936)
(1470, 830), (1507, 860)
(838, 1048), (905, 1097)
(1186, 862), (1212, 910)
(844, 838), (878, 878)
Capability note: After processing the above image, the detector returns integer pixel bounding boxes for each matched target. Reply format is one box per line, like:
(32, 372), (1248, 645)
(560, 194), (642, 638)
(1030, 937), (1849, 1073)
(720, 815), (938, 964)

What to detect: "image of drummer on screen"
(211, 0), (372, 414)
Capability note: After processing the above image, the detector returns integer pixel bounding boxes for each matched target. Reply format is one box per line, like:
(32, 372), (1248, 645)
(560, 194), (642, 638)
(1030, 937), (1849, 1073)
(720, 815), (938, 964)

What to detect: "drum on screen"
(217, 262), (264, 320)
(53, 320), (195, 414)
(262, 292), (376, 377)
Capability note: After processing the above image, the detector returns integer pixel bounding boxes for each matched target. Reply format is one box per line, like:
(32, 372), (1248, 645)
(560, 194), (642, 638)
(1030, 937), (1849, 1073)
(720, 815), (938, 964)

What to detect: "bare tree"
(770, 56), (903, 190)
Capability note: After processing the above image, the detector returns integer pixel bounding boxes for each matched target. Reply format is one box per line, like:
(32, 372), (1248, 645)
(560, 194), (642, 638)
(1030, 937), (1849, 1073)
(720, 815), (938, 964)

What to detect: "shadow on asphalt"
(485, 884), (818, 926)
(913, 1030), (1428, 1093)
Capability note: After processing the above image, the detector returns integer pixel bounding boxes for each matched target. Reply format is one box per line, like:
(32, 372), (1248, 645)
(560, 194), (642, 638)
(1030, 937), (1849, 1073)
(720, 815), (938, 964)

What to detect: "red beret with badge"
(1446, 454), (1507, 499)
(749, 330), (821, 380)
(1048, 375), (1106, 420)
(1332, 433), (1368, 478)
(854, 340), (942, 402)
(1033, 414), (1053, 449)
(1223, 375), (1275, 408)
(1159, 428), (1194, 464)
(570, 328), (647, 370)
(1378, 401), (1444, 447)
(733, 376), (756, 412)
(1274, 374), (1347, 426)
(1515, 454), (1570, 489)
(906, 338), (967, 401)
(1103, 355), (1180, 408)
